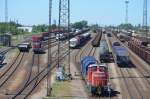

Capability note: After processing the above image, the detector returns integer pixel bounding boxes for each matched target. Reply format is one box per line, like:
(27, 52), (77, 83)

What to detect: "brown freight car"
(128, 41), (150, 64)
(91, 30), (102, 47)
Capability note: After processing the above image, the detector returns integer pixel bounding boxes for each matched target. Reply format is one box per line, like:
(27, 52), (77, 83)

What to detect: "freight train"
(80, 56), (110, 95)
(69, 32), (91, 48)
(112, 43), (130, 66)
(55, 28), (90, 40)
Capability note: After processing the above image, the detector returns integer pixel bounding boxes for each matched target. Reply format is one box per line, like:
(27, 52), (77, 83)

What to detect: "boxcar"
(32, 36), (44, 54)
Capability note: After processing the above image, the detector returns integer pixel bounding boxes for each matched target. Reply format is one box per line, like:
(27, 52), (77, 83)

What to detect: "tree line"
(1, 20), (148, 35)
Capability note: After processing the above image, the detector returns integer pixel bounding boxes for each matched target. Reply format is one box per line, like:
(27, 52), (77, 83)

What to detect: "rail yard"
(0, 29), (149, 99)
(0, 0), (150, 99)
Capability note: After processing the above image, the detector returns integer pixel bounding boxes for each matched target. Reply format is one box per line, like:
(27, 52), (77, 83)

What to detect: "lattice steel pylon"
(125, 0), (129, 24)
(58, 0), (71, 74)
(143, 0), (148, 38)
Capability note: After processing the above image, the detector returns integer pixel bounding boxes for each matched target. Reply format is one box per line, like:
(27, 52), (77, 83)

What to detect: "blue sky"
(0, 0), (149, 26)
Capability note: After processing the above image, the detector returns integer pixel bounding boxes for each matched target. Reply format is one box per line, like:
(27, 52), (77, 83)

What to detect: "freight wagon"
(99, 40), (113, 63)
(92, 31), (102, 47)
(42, 32), (49, 41)
(69, 36), (82, 48)
(69, 32), (91, 48)
(80, 56), (110, 95)
(32, 36), (44, 54)
(112, 45), (130, 66)
(128, 41), (150, 64)
(18, 42), (31, 52)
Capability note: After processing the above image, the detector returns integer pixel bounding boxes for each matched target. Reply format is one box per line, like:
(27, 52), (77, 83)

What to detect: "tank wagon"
(112, 45), (130, 66)
(69, 32), (91, 48)
(80, 56), (110, 95)
(69, 36), (82, 48)
(17, 43), (31, 52)
(32, 36), (44, 54)
(99, 40), (113, 63)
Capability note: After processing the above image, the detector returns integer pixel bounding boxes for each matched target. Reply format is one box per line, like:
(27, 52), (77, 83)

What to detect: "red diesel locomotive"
(81, 56), (110, 95)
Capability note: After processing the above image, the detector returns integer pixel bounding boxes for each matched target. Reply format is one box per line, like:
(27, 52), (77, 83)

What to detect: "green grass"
(43, 81), (72, 99)
(0, 45), (4, 48)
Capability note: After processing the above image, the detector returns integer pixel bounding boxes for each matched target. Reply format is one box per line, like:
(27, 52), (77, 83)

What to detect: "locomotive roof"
(88, 63), (107, 68)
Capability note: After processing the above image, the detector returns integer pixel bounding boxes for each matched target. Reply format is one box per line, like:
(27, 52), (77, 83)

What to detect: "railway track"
(0, 53), (24, 89)
(0, 52), (21, 79)
(119, 67), (144, 99)
(74, 33), (112, 99)
(0, 47), (13, 54)
(113, 33), (150, 87)
(12, 51), (70, 99)
(108, 36), (134, 99)
(109, 34), (150, 98)
(11, 42), (71, 99)
(23, 54), (40, 88)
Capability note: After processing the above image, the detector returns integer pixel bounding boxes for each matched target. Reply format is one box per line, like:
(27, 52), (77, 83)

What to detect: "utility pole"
(125, 0), (129, 24)
(143, 0), (148, 39)
(5, 0), (8, 23)
(58, 0), (71, 75)
(47, 0), (52, 96)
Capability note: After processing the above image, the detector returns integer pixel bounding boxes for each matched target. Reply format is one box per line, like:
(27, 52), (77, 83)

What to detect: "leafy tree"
(32, 24), (48, 33)
(72, 20), (88, 29)
(118, 23), (134, 30)
(0, 22), (22, 35)
(51, 24), (57, 30)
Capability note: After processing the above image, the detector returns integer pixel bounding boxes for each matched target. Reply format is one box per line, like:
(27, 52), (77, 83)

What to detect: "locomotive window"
(99, 67), (106, 72)
(91, 66), (97, 71)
